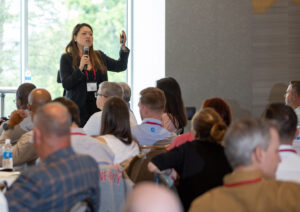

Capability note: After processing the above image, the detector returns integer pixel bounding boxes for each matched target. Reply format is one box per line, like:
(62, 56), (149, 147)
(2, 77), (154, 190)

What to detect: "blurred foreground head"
(123, 182), (183, 212)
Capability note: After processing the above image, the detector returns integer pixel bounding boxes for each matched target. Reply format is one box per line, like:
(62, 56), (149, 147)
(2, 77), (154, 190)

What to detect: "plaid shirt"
(5, 146), (100, 212)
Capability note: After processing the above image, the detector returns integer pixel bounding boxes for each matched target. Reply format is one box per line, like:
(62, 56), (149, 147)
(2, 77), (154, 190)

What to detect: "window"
(0, 0), (127, 117)
(0, 0), (166, 121)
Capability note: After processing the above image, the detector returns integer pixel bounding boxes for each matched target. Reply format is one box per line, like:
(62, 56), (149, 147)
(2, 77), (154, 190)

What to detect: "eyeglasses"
(94, 92), (107, 98)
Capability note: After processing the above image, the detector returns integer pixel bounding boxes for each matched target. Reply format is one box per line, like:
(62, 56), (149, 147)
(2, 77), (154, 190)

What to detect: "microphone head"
(84, 46), (89, 55)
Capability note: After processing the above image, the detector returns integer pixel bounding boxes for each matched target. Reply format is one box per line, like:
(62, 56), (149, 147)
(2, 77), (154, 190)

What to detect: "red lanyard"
(85, 66), (96, 81)
(224, 177), (263, 188)
(144, 121), (162, 127)
(80, 55), (96, 81)
(71, 132), (86, 136)
(279, 149), (297, 153)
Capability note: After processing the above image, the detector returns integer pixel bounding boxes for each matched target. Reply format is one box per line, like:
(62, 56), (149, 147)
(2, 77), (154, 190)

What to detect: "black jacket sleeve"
(60, 54), (86, 90)
(151, 146), (185, 174)
(100, 48), (130, 72)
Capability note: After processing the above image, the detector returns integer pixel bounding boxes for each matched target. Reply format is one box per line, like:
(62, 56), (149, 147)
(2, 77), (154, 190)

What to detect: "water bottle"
(24, 71), (31, 82)
(2, 139), (13, 169)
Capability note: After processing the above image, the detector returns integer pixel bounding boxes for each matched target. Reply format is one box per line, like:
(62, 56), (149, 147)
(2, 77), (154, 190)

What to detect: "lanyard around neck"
(144, 121), (162, 127)
(70, 132), (86, 136)
(224, 177), (263, 188)
(85, 66), (96, 81)
(279, 149), (297, 153)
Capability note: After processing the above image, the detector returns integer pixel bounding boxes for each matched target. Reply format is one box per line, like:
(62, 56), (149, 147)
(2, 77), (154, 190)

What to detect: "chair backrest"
(57, 70), (62, 83)
(57, 70), (66, 96)
(123, 147), (167, 184)
(98, 164), (134, 212)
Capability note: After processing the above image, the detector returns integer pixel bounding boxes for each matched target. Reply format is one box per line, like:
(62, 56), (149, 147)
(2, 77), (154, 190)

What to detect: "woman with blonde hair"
(148, 108), (232, 211)
(167, 97), (232, 150)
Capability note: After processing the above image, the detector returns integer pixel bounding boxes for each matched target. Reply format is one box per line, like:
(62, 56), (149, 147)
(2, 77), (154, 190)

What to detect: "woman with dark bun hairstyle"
(148, 108), (232, 211)
(156, 77), (187, 133)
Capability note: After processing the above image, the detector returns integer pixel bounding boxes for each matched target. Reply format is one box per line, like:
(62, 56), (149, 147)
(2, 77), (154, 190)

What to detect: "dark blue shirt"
(5, 146), (100, 212)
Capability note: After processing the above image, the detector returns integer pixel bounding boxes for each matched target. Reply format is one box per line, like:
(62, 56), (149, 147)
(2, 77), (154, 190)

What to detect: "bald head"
(28, 88), (52, 113)
(123, 182), (183, 212)
(34, 103), (71, 138)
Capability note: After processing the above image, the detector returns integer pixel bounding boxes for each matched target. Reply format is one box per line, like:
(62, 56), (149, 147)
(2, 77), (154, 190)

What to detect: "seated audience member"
(0, 193), (8, 212)
(131, 87), (176, 146)
(285, 81), (300, 129)
(0, 83), (36, 144)
(53, 97), (114, 165)
(97, 97), (139, 164)
(263, 103), (300, 183)
(189, 118), (300, 212)
(168, 97), (232, 150)
(0, 88), (51, 166)
(99, 164), (134, 212)
(123, 182), (183, 212)
(118, 82), (138, 126)
(84, 81), (122, 136)
(156, 77), (187, 133)
(5, 103), (100, 211)
(148, 108), (232, 211)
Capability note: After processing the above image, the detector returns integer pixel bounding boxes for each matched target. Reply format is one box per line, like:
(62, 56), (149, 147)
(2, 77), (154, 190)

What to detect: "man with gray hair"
(84, 81), (126, 136)
(118, 82), (138, 126)
(189, 118), (300, 212)
(5, 102), (100, 211)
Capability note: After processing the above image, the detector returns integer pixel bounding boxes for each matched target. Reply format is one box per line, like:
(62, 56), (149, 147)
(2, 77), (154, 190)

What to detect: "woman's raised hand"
(120, 30), (127, 50)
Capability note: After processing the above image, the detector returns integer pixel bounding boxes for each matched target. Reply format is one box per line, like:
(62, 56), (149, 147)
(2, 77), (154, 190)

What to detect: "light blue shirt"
(131, 118), (175, 146)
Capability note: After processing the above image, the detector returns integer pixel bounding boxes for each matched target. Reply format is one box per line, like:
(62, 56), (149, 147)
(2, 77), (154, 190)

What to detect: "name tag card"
(87, 82), (97, 92)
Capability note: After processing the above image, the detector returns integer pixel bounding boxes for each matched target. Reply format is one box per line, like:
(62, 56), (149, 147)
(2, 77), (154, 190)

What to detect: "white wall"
(128, 0), (165, 123)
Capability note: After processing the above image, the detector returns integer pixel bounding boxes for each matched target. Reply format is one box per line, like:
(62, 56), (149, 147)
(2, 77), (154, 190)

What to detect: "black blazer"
(60, 49), (130, 109)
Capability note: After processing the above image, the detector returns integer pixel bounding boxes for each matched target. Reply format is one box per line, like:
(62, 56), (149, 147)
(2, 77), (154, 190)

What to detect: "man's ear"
(33, 128), (41, 146)
(294, 128), (299, 140)
(253, 146), (265, 164)
(27, 103), (31, 111)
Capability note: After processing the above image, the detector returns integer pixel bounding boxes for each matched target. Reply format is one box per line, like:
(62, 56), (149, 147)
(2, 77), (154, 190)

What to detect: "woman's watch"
(2, 123), (13, 131)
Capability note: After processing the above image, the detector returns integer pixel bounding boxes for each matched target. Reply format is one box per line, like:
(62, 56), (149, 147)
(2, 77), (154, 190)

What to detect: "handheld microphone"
(83, 46), (89, 71)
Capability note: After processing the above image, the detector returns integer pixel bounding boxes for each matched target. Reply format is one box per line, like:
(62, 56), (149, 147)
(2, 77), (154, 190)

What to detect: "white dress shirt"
(276, 144), (300, 183)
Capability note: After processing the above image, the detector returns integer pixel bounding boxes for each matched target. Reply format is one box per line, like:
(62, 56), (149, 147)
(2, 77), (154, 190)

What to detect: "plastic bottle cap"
(5, 139), (10, 145)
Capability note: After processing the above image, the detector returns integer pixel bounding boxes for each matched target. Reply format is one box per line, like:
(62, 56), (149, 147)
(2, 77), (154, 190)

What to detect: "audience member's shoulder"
(75, 153), (99, 167)
(19, 162), (50, 183)
(189, 187), (220, 212)
(266, 178), (300, 191)
(60, 53), (71, 60)
(131, 123), (140, 131)
(89, 111), (102, 120)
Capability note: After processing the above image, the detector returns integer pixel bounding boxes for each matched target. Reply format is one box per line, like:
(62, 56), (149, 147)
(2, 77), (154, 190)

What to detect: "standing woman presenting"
(60, 23), (130, 126)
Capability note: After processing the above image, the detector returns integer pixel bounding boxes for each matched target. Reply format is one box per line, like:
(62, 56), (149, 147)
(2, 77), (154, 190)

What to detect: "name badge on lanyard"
(87, 82), (97, 92)
(85, 66), (97, 92)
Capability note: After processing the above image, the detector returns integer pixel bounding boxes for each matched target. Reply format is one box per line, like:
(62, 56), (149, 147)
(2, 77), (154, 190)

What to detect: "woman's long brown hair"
(65, 23), (107, 73)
